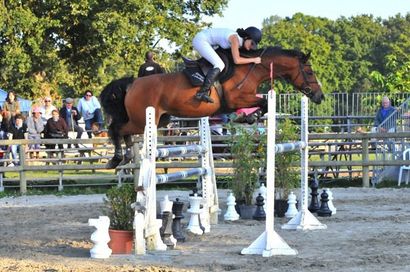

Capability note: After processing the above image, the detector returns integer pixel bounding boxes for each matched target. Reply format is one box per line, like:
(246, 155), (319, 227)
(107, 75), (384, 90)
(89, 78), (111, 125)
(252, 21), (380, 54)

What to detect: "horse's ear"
(302, 51), (311, 63)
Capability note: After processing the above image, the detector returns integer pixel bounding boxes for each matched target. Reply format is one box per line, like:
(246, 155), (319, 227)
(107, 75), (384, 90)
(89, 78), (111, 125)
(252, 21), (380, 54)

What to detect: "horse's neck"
(224, 65), (266, 92)
(272, 55), (296, 78)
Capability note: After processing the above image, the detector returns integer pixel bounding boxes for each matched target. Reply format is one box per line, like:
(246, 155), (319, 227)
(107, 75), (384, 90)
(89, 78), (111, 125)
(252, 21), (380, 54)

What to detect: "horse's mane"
(240, 46), (306, 59)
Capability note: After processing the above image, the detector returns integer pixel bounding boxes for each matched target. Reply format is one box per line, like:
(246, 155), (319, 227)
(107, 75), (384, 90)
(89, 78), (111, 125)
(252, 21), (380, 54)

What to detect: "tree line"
(1, 1), (409, 102)
(261, 13), (410, 95)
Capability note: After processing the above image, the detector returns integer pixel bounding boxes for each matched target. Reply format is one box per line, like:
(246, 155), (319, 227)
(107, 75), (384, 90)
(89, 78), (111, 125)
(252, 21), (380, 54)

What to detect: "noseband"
(294, 61), (319, 98)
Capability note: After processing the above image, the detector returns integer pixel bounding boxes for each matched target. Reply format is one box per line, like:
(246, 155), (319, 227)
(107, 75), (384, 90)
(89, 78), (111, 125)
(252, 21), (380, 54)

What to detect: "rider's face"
(243, 39), (257, 50)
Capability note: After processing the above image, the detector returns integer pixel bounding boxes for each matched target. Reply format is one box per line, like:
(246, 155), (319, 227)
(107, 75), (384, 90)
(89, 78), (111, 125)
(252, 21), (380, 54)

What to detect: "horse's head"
(260, 47), (325, 104)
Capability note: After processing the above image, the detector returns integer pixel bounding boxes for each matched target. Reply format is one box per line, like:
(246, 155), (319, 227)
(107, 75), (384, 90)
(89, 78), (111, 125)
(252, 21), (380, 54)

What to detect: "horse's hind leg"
(119, 135), (133, 166)
(106, 132), (123, 169)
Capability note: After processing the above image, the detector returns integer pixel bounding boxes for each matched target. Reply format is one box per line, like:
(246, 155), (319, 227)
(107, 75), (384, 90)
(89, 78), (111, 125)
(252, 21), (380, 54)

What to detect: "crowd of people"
(0, 51), (165, 166)
(0, 91), (105, 165)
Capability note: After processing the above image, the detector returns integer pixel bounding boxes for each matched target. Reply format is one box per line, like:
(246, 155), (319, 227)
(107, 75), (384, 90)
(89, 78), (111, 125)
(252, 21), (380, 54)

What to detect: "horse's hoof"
(106, 157), (122, 169)
(118, 156), (132, 166)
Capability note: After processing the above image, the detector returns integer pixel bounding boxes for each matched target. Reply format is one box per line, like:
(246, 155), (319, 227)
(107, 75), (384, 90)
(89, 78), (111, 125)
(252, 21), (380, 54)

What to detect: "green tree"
(0, 0), (227, 100)
(370, 55), (410, 92)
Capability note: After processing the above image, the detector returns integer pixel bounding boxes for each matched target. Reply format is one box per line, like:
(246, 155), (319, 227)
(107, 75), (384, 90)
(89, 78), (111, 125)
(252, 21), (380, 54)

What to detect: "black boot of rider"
(195, 68), (220, 103)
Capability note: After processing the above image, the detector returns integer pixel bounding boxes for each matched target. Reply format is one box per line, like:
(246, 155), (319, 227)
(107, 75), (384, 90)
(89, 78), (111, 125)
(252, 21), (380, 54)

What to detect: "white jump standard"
(281, 93), (326, 231)
(134, 106), (219, 255)
(241, 90), (325, 257)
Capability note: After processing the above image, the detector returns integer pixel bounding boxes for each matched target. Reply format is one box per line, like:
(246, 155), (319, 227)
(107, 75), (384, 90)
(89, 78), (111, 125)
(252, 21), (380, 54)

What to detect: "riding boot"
(195, 68), (220, 103)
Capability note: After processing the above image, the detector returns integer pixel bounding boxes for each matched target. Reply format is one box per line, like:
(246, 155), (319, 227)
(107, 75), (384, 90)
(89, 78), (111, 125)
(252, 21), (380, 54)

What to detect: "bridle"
(235, 49), (319, 99)
(293, 61), (319, 98)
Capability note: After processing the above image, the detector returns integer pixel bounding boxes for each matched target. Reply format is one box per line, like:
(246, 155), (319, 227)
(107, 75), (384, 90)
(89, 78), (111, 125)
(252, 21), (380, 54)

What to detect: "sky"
(208, 0), (409, 29)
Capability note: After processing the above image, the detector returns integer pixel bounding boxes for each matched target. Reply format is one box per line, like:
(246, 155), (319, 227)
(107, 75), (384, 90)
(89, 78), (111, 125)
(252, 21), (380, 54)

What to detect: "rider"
(192, 26), (262, 103)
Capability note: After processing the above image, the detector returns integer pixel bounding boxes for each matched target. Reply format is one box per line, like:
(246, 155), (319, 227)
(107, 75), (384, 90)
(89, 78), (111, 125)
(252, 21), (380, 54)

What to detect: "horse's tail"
(100, 76), (134, 141)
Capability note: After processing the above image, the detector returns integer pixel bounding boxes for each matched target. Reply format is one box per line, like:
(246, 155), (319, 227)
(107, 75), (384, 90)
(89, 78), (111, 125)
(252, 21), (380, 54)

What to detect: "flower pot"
(238, 204), (256, 219)
(274, 199), (288, 218)
(108, 229), (133, 254)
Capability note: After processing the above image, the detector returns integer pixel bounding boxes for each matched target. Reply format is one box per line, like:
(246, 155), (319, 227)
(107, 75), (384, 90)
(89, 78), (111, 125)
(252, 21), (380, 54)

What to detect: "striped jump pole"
(156, 145), (206, 158)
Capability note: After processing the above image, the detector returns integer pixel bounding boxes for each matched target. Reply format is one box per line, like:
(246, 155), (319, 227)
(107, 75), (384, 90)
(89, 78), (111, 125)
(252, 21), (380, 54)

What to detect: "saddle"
(182, 48), (234, 86)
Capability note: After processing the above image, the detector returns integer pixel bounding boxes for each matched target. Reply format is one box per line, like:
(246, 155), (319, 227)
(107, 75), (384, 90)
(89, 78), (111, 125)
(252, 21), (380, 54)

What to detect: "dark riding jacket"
(138, 60), (165, 77)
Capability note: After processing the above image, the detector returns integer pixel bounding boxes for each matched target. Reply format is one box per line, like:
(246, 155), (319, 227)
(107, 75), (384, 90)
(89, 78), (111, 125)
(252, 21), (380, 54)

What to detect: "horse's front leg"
(258, 97), (268, 116)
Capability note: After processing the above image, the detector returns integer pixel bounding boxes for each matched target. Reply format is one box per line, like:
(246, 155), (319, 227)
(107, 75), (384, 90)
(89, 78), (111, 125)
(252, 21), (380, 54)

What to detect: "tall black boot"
(195, 68), (220, 103)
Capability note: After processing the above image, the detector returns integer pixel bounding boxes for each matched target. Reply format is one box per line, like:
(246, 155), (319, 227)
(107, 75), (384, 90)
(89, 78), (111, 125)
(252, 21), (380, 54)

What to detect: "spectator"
(0, 113), (7, 140)
(59, 97), (83, 148)
(210, 114), (230, 135)
(44, 109), (68, 152)
(0, 113), (8, 161)
(26, 106), (44, 159)
(40, 96), (57, 125)
(8, 114), (27, 166)
(373, 96), (396, 133)
(77, 90), (103, 138)
(138, 51), (165, 77)
(3, 91), (21, 123)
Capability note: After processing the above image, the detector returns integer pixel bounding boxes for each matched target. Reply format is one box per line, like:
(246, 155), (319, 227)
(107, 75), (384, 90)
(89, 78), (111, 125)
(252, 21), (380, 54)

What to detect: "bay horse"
(100, 46), (324, 168)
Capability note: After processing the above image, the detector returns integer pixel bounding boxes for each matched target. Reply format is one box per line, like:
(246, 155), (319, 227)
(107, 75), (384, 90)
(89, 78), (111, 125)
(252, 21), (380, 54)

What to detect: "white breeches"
(193, 33), (225, 71)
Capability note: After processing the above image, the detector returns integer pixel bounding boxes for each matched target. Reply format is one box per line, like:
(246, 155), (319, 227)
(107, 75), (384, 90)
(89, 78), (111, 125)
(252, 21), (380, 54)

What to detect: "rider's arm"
(229, 35), (261, 65)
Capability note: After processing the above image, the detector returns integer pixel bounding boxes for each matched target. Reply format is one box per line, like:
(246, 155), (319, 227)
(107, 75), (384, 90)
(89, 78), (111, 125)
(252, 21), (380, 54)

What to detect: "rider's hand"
(254, 57), (261, 64)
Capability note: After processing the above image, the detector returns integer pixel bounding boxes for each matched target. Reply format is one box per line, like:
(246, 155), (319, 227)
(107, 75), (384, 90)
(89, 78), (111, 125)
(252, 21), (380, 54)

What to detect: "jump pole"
(241, 90), (297, 257)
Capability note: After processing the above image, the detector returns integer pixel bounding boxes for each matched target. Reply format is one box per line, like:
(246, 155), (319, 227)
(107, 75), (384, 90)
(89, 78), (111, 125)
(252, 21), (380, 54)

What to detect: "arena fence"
(1, 130), (409, 193)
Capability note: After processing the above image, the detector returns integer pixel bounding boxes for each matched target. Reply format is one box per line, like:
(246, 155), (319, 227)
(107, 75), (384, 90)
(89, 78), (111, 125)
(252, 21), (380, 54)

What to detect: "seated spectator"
(43, 110), (68, 153)
(3, 91), (21, 124)
(0, 113), (9, 161)
(210, 114), (230, 135)
(59, 97), (83, 148)
(372, 96), (397, 133)
(0, 113), (7, 140)
(77, 90), (104, 138)
(8, 114), (27, 166)
(40, 96), (57, 125)
(26, 106), (44, 159)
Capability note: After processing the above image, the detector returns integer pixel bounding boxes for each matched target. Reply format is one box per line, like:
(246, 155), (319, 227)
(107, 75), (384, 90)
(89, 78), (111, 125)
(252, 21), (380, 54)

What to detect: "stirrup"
(195, 92), (214, 103)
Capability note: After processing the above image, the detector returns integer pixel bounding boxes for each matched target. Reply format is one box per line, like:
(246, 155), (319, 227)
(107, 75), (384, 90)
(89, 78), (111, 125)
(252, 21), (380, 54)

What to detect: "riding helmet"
(244, 26), (262, 44)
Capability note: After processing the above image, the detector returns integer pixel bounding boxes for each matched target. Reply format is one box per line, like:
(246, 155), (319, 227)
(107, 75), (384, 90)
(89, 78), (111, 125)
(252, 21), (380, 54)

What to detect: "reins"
(236, 48), (268, 89)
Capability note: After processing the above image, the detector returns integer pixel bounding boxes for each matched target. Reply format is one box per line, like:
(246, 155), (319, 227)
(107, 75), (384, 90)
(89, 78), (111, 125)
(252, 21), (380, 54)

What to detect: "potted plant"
(274, 118), (300, 217)
(103, 184), (136, 254)
(228, 123), (265, 219)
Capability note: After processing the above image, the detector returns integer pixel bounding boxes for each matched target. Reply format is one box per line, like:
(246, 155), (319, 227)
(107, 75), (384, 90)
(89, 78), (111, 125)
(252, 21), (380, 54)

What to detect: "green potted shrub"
(228, 123), (265, 219)
(274, 118), (300, 217)
(104, 184), (137, 254)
